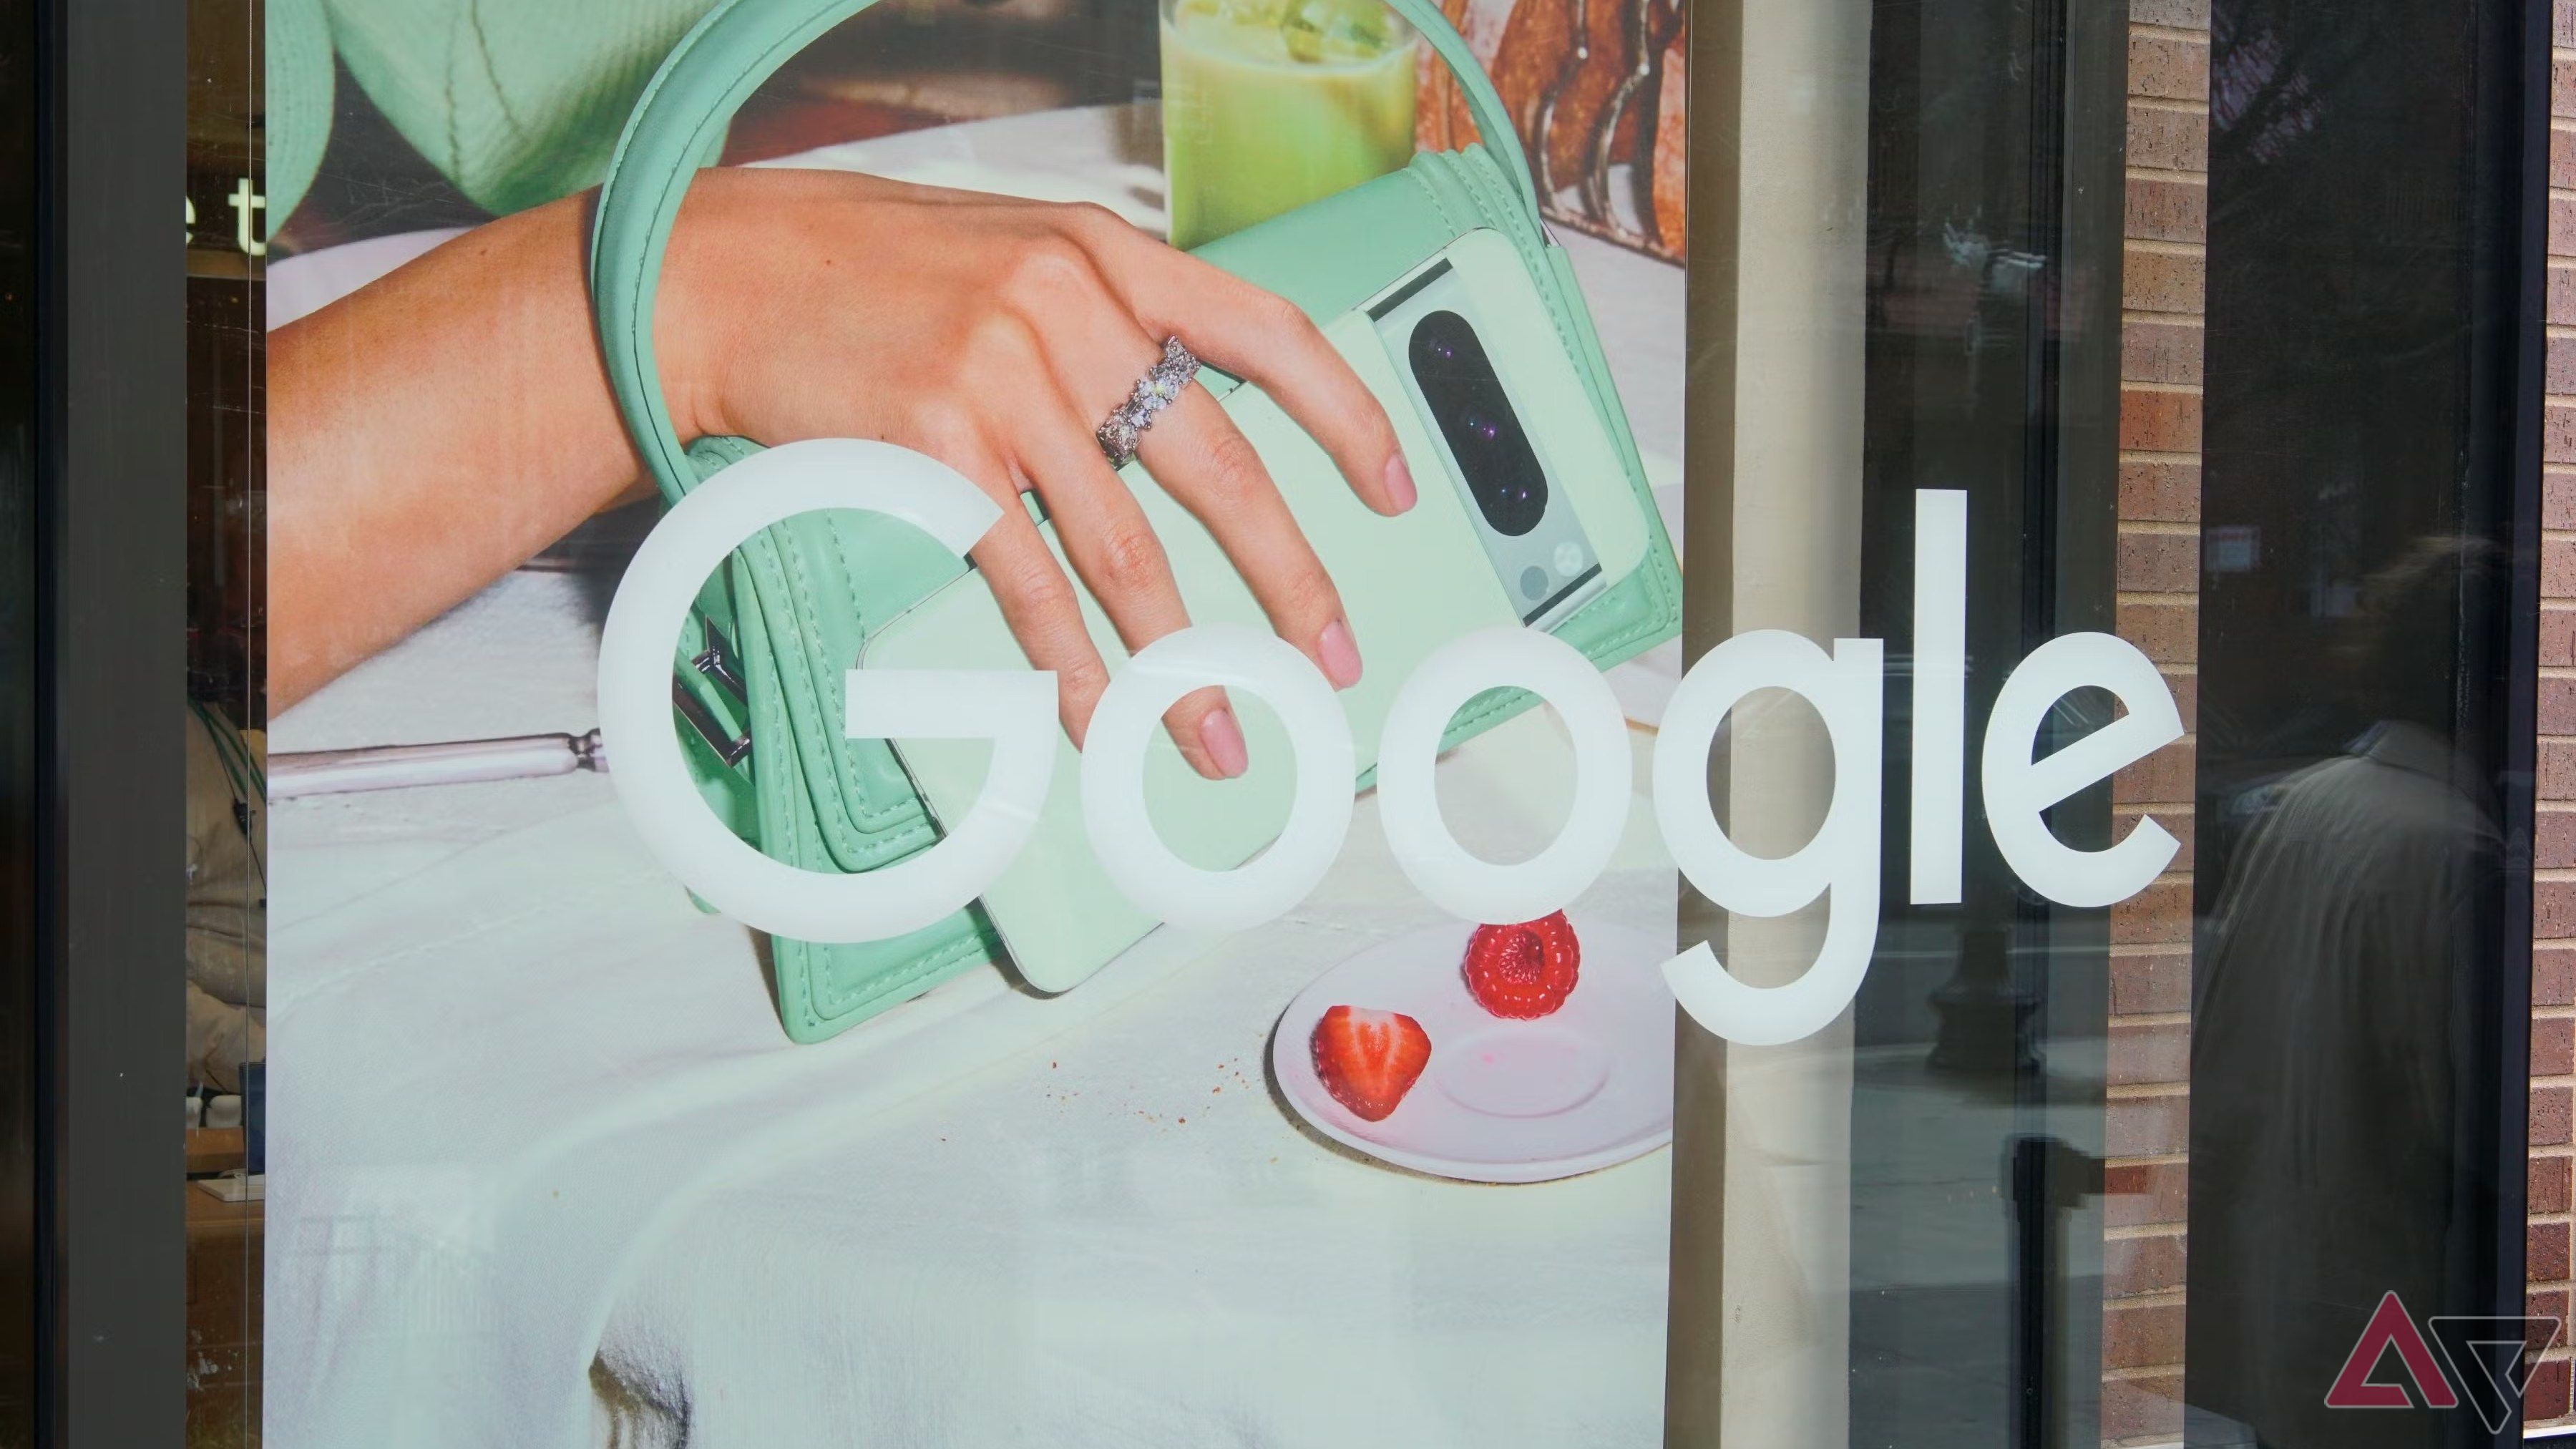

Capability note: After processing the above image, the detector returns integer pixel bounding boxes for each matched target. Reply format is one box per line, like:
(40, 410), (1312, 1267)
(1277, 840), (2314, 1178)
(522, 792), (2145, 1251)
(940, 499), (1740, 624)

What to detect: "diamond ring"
(1095, 337), (1201, 469)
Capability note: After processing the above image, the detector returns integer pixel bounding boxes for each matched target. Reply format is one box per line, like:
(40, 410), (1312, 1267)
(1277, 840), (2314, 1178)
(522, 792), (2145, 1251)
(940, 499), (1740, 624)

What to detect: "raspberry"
(1460, 911), (1581, 1018)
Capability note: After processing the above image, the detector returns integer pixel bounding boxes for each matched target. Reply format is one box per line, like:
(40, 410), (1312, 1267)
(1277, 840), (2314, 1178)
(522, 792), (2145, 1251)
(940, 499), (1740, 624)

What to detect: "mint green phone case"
(590, 0), (1680, 1040)
(867, 228), (1665, 992)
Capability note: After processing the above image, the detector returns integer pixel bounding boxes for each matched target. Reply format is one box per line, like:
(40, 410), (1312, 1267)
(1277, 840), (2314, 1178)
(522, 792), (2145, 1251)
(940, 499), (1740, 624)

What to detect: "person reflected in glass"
(2187, 537), (2504, 1449)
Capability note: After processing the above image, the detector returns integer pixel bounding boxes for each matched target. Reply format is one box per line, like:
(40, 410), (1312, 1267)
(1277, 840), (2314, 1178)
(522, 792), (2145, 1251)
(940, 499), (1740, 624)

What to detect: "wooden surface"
(185, 1128), (245, 1178)
(185, 1182), (262, 1445)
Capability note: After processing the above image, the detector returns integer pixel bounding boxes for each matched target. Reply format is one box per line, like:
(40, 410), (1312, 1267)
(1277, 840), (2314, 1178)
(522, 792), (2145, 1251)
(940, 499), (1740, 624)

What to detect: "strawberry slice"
(1461, 911), (1581, 1019)
(1309, 1006), (1433, 1122)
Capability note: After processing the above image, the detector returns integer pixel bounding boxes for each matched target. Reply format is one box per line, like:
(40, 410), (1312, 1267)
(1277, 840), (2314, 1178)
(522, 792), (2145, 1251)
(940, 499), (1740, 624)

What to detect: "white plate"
(1270, 913), (1675, 1184)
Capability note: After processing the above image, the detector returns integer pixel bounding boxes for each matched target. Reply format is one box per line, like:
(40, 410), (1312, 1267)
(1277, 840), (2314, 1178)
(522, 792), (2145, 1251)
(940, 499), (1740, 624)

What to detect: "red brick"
(2110, 1020), (2190, 1085)
(2101, 1372), (2184, 1443)
(2113, 738), (2195, 805)
(2164, 670), (2200, 730)
(2117, 530), (2199, 592)
(2559, 0), (2576, 47)
(2119, 459), (2200, 522)
(2545, 682), (2576, 740)
(2127, 104), (2207, 173)
(2104, 1159), (2190, 1227)
(2554, 263), (2576, 325)
(2560, 125), (2576, 190)
(2104, 1302), (2186, 1368)
(2108, 1095), (2190, 1157)
(2553, 340), (2576, 400)
(2127, 175), (2206, 243)
(2121, 387), (2202, 454)
(2541, 1017), (2575, 1078)
(2126, 246), (2206, 313)
(2545, 740), (2576, 799)
(2549, 469), (2576, 530)
(2533, 1292), (2569, 1349)
(2129, 34), (2210, 102)
(2545, 949), (2576, 1007)
(2112, 948), (2192, 1015)
(2118, 599), (2199, 663)
(2543, 879), (2576, 941)
(2537, 1220), (2573, 1281)
(2558, 56), (2576, 118)
(2535, 1155), (2573, 1214)
(2121, 318), (2204, 386)
(2550, 405), (2576, 467)
(2540, 1087), (2574, 1148)
(2556, 195), (2576, 260)
(2115, 806), (2196, 870)
(2545, 810), (2576, 869)
(2112, 879), (2194, 945)
(2547, 609), (2576, 668)
(2105, 1231), (2187, 1298)
(2528, 1356), (2572, 1423)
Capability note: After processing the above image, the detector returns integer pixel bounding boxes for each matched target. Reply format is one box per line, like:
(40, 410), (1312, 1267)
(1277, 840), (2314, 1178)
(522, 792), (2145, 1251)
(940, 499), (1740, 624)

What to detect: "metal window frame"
(31, 0), (185, 1441)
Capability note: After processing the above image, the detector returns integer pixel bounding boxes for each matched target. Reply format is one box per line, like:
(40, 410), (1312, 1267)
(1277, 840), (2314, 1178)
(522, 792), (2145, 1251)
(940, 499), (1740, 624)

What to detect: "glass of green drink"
(1159, 0), (1420, 251)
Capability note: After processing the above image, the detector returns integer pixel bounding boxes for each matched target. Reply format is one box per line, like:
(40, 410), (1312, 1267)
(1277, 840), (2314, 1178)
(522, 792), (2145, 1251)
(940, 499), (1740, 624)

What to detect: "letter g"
(597, 439), (1055, 942)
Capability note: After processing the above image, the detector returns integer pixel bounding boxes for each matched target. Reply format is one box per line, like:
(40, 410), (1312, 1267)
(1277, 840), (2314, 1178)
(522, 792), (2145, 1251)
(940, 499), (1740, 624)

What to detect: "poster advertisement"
(130, 0), (2545, 1440)
(260, 0), (1694, 1440)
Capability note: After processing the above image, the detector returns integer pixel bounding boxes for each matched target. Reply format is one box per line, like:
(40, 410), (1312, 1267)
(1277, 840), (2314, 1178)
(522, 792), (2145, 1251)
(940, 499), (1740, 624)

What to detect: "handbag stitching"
(798, 927), (985, 1028)
(810, 507), (926, 837)
(1404, 162), (1459, 234)
(688, 439), (930, 846)
(764, 522), (875, 854)
(719, 462), (935, 856)
(746, 531), (984, 1029)
(756, 601), (984, 1028)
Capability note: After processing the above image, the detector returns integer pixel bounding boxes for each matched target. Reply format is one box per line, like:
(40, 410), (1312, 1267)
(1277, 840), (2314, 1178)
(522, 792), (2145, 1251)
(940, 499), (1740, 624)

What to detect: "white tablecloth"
(266, 104), (1684, 1448)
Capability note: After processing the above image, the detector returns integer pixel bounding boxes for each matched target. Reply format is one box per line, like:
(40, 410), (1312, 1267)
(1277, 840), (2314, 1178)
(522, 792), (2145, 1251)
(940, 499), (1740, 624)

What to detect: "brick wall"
(2529, 1), (2576, 1428)
(2102, 1), (2207, 1443)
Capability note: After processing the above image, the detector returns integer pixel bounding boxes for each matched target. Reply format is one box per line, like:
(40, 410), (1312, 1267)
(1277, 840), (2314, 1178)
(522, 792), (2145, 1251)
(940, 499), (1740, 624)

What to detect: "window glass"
(223, 0), (2543, 1443)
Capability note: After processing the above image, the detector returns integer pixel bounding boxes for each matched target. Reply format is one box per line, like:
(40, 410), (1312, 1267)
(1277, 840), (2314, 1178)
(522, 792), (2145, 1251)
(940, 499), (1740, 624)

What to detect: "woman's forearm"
(264, 169), (1406, 777)
(267, 193), (678, 713)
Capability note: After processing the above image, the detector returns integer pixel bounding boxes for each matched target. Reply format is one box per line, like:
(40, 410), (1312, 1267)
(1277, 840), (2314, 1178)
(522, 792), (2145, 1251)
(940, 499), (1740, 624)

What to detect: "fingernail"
(1385, 454), (1418, 513)
(1318, 619), (1362, 689)
(1199, 708), (1249, 779)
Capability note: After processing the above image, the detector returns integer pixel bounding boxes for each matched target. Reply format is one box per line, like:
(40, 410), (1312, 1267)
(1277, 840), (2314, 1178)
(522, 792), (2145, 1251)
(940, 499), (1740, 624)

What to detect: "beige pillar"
(1667, 0), (1873, 1441)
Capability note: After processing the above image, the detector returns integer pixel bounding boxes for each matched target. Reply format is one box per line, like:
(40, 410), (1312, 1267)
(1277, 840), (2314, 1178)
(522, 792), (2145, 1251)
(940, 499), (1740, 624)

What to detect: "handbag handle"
(590, 0), (1543, 507)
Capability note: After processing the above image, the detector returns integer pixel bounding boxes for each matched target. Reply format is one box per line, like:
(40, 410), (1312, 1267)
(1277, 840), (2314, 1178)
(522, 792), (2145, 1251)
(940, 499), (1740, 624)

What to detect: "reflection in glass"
(2190, 542), (2506, 1449)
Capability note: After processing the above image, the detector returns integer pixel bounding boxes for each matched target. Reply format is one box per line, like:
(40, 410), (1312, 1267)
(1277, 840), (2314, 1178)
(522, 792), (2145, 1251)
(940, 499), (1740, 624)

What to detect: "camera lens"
(1407, 311), (1547, 537)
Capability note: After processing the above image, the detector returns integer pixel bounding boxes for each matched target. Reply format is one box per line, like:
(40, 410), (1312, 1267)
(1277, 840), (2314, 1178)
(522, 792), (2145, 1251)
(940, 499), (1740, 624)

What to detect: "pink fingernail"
(1199, 708), (1249, 778)
(1318, 620), (1362, 689)
(1385, 455), (1418, 513)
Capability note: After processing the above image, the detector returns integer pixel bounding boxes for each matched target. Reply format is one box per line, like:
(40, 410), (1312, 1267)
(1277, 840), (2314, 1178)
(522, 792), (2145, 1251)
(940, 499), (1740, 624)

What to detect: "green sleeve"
(300, 0), (724, 220)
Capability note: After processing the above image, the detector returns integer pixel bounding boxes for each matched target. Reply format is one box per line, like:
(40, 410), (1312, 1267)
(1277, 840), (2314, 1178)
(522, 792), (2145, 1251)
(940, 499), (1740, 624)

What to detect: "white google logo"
(599, 441), (2182, 1047)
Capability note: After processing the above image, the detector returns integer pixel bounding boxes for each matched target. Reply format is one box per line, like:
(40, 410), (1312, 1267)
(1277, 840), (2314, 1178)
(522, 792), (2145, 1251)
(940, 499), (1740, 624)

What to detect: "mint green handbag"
(590, 0), (1681, 1043)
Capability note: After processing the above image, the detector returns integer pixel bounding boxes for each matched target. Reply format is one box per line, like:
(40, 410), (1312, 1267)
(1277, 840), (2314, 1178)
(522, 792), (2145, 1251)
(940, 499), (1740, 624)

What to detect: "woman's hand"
(268, 167), (1412, 777)
(658, 168), (1417, 778)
